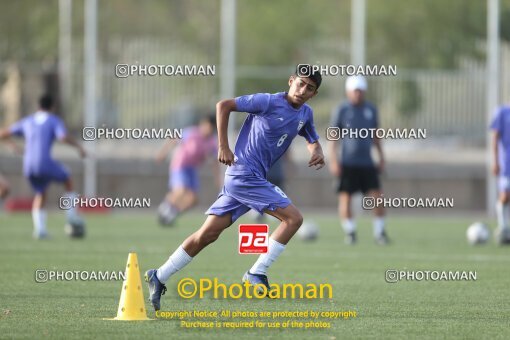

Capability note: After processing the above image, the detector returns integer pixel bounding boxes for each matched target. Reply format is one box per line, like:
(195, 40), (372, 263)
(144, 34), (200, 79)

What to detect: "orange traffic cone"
(106, 253), (151, 321)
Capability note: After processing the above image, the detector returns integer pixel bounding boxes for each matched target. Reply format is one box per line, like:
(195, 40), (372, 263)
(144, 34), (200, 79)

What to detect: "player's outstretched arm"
(216, 99), (236, 166)
(374, 136), (385, 173)
(307, 141), (325, 170)
(61, 135), (86, 159)
(0, 128), (23, 155)
(492, 130), (500, 176)
(328, 139), (341, 176)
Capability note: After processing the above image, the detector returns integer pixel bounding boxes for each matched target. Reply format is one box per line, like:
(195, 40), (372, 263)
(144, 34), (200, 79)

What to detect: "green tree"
(366, 0), (488, 68)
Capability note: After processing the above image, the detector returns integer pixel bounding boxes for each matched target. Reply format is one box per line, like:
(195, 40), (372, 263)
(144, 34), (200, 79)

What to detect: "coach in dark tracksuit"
(328, 75), (388, 245)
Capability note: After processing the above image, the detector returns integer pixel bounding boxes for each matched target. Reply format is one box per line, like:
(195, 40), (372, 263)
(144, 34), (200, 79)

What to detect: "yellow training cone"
(106, 252), (151, 321)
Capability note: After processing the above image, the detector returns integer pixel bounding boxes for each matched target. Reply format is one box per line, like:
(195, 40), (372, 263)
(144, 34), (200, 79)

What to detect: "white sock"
(373, 217), (385, 237)
(64, 192), (79, 220)
(496, 201), (509, 229)
(249, 238), (285, 276)
(342, 219), (356, 234)
(32, 208), (47, 235)
(156, 245), (193, 283)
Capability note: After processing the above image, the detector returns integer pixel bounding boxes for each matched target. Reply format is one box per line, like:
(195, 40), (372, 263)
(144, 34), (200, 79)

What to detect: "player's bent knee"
(287, 212), (303, 229)
(296, 214), (304, 227)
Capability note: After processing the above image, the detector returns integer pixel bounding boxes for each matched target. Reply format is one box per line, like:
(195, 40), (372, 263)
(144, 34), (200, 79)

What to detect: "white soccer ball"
(65, 215), (86, 239)
(297, 220), (319, 241)
(466, 222), (489, 245)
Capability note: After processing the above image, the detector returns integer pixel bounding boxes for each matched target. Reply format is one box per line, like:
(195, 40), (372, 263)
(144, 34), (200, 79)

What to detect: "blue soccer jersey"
(491, 105), (510, 176)
(227, 92), (319, 178)
(10, 111), (68, 178)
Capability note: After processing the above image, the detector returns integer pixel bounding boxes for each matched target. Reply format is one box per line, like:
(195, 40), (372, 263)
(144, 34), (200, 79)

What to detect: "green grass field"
(1, 211), (509, 339)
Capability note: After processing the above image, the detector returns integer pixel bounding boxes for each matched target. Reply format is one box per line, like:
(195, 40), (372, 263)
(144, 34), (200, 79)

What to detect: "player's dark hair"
(39, 95), (53, 110)
(294, 66), (322, 90)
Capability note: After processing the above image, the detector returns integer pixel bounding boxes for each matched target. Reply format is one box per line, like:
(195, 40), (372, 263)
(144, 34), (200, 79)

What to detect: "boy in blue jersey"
(329, 76), (388, 245)
(490, 104), (510, 244)
(0, 95), (86, 239)
(145, 69), (325, 310)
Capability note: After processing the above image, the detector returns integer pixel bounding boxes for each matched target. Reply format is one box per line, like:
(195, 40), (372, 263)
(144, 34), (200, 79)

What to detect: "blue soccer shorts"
(170, 167), (200, 193)
(206, 173), (292, 223)
(27, 162), (69, 193)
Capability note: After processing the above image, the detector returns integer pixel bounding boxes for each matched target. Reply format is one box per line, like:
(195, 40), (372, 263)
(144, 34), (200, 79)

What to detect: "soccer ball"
(65, 216), (86, 239)
(297, 220), (319, 241)
(466, 222), (489, 245)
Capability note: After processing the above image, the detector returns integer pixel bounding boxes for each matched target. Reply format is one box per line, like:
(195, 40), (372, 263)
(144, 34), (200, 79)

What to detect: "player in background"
(145, 69), (325, 311)
(155, 114), (220, 226)
(0, 95), (86, 239)
(328, 75), (388, 245)
(490, 104), (510, 244)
